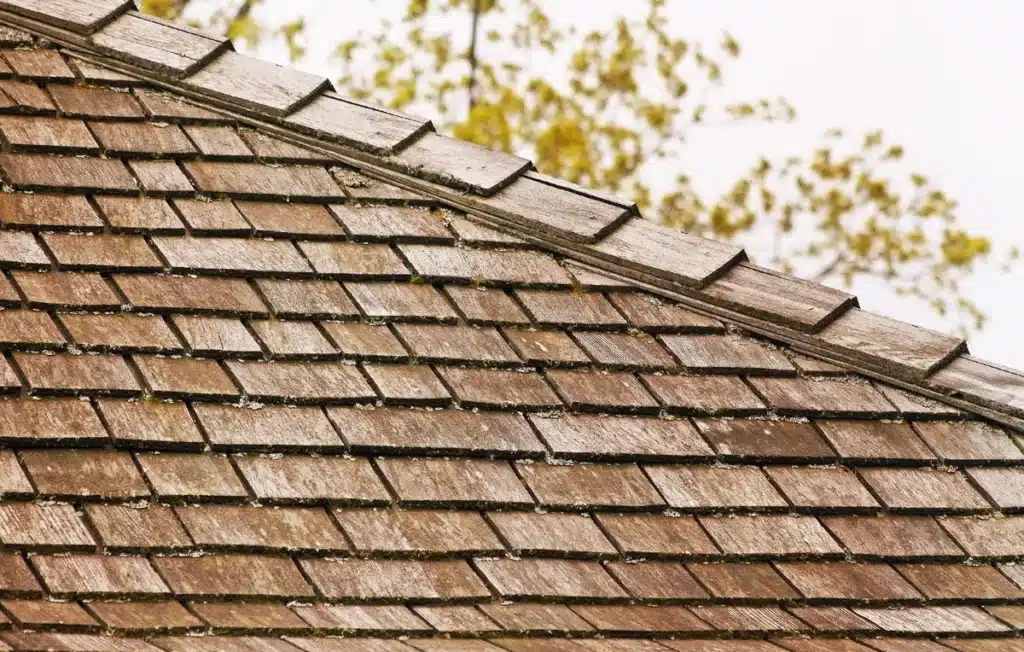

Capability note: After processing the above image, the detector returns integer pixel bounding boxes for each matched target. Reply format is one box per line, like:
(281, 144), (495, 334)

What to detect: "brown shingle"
(412, 605), (500, 633)
(14, 270), (121, 309)
(154, 554), (313, 598)
(966, 467), (1024, 509)
(45, 233), (162, 271)
(89, 600), (202, 630)
(661, 334), (793, 374)
(816, 420), (935, 462)
(134, 356), (238, 399)
(322, 322), (407, 359)
(48, 85), (144, 118)
(239, 130), (327, 163)
(128, 159), (195, 194)
(363, 363), (451, 405)
(115, 274), (268, 315)
(60, 313), (182, 353)
(572, 604), (711, 634)
(699, 515), (843, 556)
(85, 504), (191, 550)
(686, 562), (798, 599)
(488, 511), (616, 556)
(765, 466), (879, 509)
(447, 216), (525, 247)
(22, 449), (148, 498)
(445, 286), (530, 325)
(0, 552), (40, 595)
(154, 236), (311, 276)
(257, 279), (358, 319)
(236, 201), (344, 237)
(548, 369), (658, 412)
(440, 366), (560, 409)
(608, 293), (724, 333)
(172, 198), (251, 235)
(377, 457), (532, 507)
(136, 90), (229, 123)
(913, 421), (1024, 463)
(299, 241), (409, 279)
(32, 555), (168, 596)
(0, 78), (54, 112)
(0, 309), (64, 348)
(822, 516), (962, 558)
(504, 329), (591, 365)
(301, 558), (489, 600)
(331, 204), (452, 242)
(94, 196), (185, 233)
(334, 507), (502, 555)
(290, 603), (428, 633)
(234, 454), (388, 504)
(189, 602), (307, 630)
(88, 121), (197, 156)
(0, 231), (48, 267)
(859, 467), (990, 512)
(517, 289), (626, 326)
(574, 331), (675, 369)
(248, 318), (341, 358)
(401, 245), (572, 286)
(0, 397), (108, 444)
(16, 352), (139, 395)
(328, 407), (544, 456)
(775, 562), (922, 601)
(193, 403), (343, 450)
(0, 193), (101, 229)
(517, 462), (664, 509)
(0, 502), (94, 547)
(851, 606), (1007, 634)
(645, 465), (787, 510)
(396, 323), (519, 363)
(3, 599), (97, 627)
(642, 375), (765, 415)
(0, 115), (97, 152)
(2, 49), (74, 80)
(695, 419), (834, 460)
(97, 399), (204, 449)
(479, 603), (592, 633)
(896, 563), (1024, 600)
(0, 355), (22, 392)
(941, 516), (1024, 557)
(347, 282), (457, 322)
(748, 378), (897, 417)
(0, 450), (31, 495)
(607, 561), (707, 600)
(171, 315), (261, 356)
(183, 161), (343, 200)
(182, 124), (252, 158)
(226, 360), (375, 403)
(529, 413), (713, 461)
(136, 452), (247, 499)
(475, 558), (625, 599)
(690, 606), (805, 633)
(175, 504), (347, 551)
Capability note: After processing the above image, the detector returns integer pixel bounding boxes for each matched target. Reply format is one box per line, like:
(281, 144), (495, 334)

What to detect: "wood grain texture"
(287, 93), (429, 155)
(589, 217), (745, 288)
(184, 50), (331, 116)
(389, 131), (530, 196)
(481, 174), (631, 243)
(0, 0), (131, 34)
(927, 355), (1024, 418)
(702, 262), (855, 332)
(818, 307), (966, 378)
(92, 11), (229, 75)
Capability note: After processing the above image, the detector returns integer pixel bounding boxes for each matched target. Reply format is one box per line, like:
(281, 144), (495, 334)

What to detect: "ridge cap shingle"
(0, 0), (1019, 433)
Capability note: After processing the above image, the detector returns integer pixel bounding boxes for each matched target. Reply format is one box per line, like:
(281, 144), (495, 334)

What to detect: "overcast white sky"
(224, 0), (1024, 368)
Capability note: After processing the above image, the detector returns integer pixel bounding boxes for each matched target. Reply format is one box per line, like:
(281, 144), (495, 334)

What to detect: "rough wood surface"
(928, 355), (1024, 418)
(92, 11), (229, 75)
(287, 93), (429, 155)
(702, 262), (855, 332)
(818, 307), (966, 378)
(185, 51), (330, 116)
(482, 174), (631, 243)
(390, 131), (530, 196)
(0, 0), (131, 34)
(589, 218), (744, 288)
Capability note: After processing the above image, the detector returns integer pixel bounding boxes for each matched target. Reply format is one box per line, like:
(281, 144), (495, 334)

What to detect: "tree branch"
(467, 0), (482, 112)
(808, 254), (845, 282)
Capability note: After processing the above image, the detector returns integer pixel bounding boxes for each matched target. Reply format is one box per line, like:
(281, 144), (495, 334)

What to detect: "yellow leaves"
(138, 0), (183, 19)
(863, 130), (883, 149)
(722, 32), (740, 57)
(941, 229), (991, 267)
(226, 15), (260, 48)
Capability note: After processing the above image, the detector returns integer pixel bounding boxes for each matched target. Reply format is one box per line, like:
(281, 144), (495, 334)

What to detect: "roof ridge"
(0, 0), (1020, 430)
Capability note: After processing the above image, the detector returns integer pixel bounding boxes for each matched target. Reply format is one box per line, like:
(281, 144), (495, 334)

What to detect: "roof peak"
(0, 0), (1020, 430)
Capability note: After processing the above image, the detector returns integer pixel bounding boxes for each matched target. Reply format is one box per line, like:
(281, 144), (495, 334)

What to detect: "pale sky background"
(202, 0), (1024, 368)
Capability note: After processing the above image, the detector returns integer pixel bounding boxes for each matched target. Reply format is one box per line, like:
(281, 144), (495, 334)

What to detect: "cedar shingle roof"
(0, 2), (1018, 650)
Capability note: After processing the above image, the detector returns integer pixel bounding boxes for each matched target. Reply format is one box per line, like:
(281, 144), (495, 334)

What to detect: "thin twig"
(467, 0), (482, 112)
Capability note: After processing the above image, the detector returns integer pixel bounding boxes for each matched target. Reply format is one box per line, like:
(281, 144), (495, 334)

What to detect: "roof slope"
(0, 2), (1013, 651)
